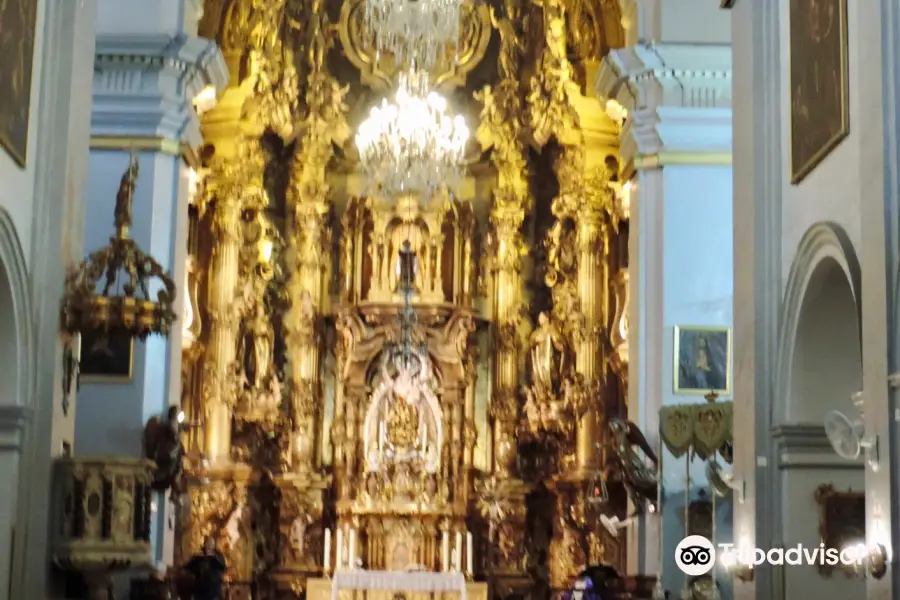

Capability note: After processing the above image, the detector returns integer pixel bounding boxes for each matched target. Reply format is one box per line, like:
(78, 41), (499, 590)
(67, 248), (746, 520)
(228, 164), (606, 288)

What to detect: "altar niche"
(363, 347), (443, 484)
(333, 304), (476, 573)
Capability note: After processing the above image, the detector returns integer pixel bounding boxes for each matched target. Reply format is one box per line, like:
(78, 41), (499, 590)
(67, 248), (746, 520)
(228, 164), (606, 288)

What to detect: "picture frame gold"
(0, 0), (39, 167)
(673, 325), (731, 395)
(80, 331), (135, 383)
(814, 483), (865, 576)
(789, 0), (849, 184)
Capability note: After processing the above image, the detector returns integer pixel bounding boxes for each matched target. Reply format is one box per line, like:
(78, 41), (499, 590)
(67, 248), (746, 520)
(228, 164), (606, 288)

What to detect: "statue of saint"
(529, 312), (567, 394)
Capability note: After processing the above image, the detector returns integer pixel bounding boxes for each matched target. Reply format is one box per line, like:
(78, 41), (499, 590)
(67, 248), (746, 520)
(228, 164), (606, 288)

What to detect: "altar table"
(307, 574), (487, 600)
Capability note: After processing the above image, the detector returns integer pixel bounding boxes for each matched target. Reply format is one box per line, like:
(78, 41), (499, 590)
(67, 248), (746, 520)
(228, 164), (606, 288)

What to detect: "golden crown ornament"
(61, 154), (177, 339)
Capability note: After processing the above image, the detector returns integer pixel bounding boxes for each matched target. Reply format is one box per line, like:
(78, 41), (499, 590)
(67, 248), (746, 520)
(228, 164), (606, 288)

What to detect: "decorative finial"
(704, 390), (719, 403)
(114, 152), (139, 238)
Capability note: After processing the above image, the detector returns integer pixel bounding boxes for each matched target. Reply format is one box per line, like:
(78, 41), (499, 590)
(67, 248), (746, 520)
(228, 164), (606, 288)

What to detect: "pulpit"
(307, 573), (488, 600)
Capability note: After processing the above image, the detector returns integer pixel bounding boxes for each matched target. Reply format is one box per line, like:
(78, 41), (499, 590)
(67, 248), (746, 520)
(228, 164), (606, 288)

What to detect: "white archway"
(0, 207), (31, 409)
(776, 222), (861, 424)
(773, 222), (864, 600)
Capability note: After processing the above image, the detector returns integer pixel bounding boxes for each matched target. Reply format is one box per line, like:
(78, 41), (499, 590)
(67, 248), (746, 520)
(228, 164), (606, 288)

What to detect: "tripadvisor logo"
(675, 535), (868, 576)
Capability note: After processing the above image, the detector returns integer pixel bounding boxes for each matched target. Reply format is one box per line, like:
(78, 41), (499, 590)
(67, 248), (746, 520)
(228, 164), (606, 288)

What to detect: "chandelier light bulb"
(355, 72), (469, 200)
(363, 0), (462, 71)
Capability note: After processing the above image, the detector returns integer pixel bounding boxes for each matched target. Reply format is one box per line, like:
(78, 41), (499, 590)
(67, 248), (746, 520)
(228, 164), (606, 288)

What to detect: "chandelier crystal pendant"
(355, 71), (469, 200)
(363, 0), (462, 71)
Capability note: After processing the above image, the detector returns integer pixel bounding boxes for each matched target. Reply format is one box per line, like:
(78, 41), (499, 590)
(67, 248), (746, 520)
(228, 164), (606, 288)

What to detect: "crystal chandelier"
(363, 0), (462, 71)
(355, 71), (469, 199)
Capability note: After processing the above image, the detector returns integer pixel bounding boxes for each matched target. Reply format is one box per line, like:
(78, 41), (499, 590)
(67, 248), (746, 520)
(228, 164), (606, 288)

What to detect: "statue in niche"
(529, 312), (568, 395)
(239, 276), (274, 389)
(388, 224), (425, 294)
(365, 349), (441, 473)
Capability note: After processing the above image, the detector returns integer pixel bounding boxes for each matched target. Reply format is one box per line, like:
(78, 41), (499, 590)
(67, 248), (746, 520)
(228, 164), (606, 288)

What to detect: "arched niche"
(0, 208), (31, 410)
(776, 223), (862, 424)
(774, 222), (865, 600)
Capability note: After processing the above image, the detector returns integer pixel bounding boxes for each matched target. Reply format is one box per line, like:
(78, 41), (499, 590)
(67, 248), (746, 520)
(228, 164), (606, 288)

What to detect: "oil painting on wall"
(674, 326), (731, 395)
(0, 0), (39, 167)
(789, 0), (849, 184)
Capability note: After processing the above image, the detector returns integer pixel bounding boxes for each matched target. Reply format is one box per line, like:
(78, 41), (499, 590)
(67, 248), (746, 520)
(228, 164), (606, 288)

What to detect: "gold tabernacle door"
(307, 578), (488, 600)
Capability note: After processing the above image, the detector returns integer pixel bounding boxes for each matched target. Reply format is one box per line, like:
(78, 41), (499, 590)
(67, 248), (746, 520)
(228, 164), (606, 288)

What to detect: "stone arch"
(0, 208), (32, 410)
(775, 222), (862, 425)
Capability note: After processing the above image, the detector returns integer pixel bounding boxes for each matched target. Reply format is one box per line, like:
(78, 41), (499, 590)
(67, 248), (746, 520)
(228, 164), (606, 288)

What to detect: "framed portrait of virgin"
(0, 0), (39, 167)
(789, 0), (849, 184)
(674, 326), (731, 395)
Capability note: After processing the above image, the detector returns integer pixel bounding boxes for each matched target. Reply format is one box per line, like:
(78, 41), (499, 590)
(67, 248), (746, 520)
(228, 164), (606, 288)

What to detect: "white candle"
(455, 532), (462, 571)
(349, 528), (357, 567)
(336, 527), (344, 569)
(466, 532), (473, 574)
(324, 528), (332, 571)
(441, 531), (450, 571)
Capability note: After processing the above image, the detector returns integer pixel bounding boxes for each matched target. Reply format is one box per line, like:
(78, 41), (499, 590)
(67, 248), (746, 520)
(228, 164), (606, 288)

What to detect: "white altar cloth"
(331, 571), (467, 600)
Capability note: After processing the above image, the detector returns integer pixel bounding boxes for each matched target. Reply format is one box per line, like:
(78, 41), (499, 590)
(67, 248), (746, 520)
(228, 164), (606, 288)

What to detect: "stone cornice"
(597, 43), (732, 111)
(0, 406), (31, 451)
(595, 42), (732, 160)
(93, 33), (229, 151)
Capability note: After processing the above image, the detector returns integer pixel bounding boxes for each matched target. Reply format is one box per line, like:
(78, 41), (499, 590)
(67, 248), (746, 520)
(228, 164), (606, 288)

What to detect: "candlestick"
(336, 527), (344, 570)
(324, 528), (332, 571)
(466, 531), (473, 574)
(454, 532), (462, 571)
(441, 531), (450, 571)
(349, 528), (357, 568)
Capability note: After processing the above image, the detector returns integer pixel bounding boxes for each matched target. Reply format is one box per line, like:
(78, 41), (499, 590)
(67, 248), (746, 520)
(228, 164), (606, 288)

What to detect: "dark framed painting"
(789, 0), (849, 184)
(815, 484), (865, 576)
(674, 326), (731, 395)
(0, 0), (39, 167)
(80, 331), (135, 383)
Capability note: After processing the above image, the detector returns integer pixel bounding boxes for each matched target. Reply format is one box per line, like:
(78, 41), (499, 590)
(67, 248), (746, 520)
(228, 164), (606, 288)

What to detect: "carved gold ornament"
(339, 0), (492, 91)
(61, 155), (177, 340)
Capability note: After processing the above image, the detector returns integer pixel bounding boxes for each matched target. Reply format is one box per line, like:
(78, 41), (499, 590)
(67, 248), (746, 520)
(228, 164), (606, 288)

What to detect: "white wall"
(731, 0), (889, 597)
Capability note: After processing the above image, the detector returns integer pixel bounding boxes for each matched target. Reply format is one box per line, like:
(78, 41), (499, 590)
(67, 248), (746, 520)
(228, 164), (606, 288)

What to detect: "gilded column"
(284, 7), (350, 469)
(475, 0), (531, 474)
(572, 172), (614, 472)
(201, 140), (266, 461)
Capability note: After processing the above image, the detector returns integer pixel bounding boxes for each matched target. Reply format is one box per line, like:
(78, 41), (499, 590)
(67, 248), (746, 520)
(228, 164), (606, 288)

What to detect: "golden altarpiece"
(176, 1), (635, 598)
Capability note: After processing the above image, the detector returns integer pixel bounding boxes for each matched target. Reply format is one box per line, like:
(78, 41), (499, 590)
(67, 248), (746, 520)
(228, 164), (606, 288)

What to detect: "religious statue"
(608, 418), (659, 512)
(387, 384), (420, 450)
(114, 156), (138, 232)
(241, 276), (275, 389)
(142, 406), (185, 496)
(491, 0), (526, 82)
(529, 312), (568, 394)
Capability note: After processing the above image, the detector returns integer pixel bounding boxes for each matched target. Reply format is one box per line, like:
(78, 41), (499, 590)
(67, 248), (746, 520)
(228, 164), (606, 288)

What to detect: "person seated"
(184, 536), (227, 600)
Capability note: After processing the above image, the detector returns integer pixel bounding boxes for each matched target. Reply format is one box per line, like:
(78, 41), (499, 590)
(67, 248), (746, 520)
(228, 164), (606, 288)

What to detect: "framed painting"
(0, 0), (39, 167)
(673, 326), (731, 395)
(80, 331), (135, 383)
(789, 0), (849, 184)
(815, 484), (865, 576)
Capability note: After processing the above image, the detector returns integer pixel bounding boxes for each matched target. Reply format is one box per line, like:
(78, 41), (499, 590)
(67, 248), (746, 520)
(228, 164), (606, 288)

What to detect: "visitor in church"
(184, 536), (227, 600)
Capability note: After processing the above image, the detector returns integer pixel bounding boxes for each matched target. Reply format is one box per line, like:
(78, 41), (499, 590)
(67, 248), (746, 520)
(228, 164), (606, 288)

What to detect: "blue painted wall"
(658, 164), (734, 597)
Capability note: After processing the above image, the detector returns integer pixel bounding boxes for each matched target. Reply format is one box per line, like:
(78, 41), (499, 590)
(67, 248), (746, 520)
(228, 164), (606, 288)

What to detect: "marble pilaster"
(74, 2), (227, 568)
(596, 40), (733, 595)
